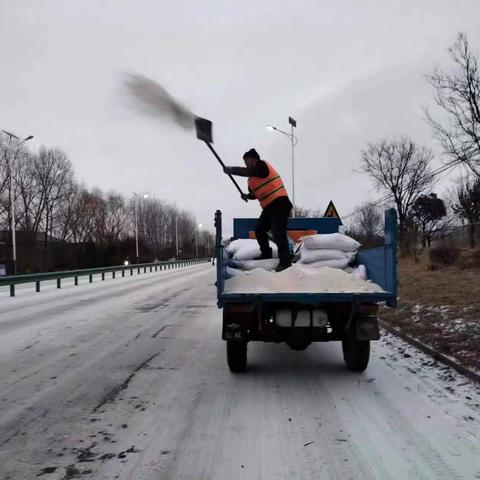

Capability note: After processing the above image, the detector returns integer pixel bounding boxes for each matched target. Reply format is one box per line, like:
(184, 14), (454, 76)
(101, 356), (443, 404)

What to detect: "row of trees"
(350, 33), (480, 250)
(0, 137), (212, 273)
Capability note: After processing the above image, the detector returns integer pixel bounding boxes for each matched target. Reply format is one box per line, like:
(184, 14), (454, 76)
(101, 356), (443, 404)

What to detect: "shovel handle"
(203, 141), (247, 199)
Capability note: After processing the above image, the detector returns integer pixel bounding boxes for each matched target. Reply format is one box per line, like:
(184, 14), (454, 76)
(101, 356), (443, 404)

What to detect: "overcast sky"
(2, 0), (480, 233)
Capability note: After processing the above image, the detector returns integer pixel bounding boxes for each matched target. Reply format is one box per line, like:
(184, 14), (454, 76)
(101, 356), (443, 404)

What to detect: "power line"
(342, 193), (392, 220)
(342, 158), (464, 220)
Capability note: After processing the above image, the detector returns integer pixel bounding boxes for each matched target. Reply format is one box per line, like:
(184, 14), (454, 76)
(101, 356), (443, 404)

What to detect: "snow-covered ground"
(0, 264), (479, 479)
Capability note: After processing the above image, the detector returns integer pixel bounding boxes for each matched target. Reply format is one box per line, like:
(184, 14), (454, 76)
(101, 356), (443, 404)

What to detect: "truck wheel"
(342, 330), (370, 372)
(226, 341), (247, 373)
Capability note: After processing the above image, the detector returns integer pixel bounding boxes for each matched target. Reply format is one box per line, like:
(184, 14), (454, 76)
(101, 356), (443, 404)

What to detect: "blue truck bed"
(215, 209), (397, 307)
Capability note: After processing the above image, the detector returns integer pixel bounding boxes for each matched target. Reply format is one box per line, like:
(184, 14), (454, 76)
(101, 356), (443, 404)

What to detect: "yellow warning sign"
(324, 201), (341, 219)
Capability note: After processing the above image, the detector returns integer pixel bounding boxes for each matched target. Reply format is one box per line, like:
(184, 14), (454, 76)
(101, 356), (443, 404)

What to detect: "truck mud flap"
(355, 315), (380, 341)
(223, 320), (247, 341)
(222, 304), (256, 341)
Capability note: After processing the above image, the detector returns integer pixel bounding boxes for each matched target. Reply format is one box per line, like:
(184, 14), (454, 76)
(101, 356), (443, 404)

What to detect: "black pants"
(255, 197), (292, 265)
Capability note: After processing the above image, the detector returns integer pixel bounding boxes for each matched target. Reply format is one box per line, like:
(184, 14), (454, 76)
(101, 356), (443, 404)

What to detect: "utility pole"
(175, 214), (179, 259)
(133, 192), (148, 264)
(195, 223), (202, 258)
(289, 116), (297, 217)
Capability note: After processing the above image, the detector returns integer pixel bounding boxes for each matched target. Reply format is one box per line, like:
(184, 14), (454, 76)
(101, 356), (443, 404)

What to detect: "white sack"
(236, 259), (279, 271)
(299, 247), (355, 264)
(302, 233), (360, 252)
(226, 239), (278, 261)
(307, 258), (351, 269)
(226, 266), (243, 277)
(351, 264), (368, 281)
(226, 239), (253, 255)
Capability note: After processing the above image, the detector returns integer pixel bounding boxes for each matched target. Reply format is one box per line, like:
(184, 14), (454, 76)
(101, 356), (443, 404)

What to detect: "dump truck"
(214, 208), (397, 373)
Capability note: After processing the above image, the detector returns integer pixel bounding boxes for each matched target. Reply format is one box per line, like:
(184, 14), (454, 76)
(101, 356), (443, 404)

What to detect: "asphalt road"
(0, 263), (479, 480)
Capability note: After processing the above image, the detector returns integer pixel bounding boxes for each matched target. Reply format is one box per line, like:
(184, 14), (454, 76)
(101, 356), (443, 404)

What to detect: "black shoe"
(275, 262), (291, 272)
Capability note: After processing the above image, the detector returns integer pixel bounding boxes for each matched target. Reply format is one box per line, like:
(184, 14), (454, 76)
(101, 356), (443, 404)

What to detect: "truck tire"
(226, 341), (247, 373)
(342, 330), (370, 372)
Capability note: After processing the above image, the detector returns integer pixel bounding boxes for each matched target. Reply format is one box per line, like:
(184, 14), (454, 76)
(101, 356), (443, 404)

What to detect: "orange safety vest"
(248, 160), (288, 209)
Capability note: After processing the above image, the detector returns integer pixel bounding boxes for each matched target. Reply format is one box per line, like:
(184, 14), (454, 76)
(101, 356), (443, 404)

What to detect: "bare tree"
(133, 196), (206, 260)
(348, 202), (383, 247)
(33, 147), (74, 245)
(426, 33), (480, 177)
(0, 136), (11, 224)
(79, 189), (130, 246)
(1, 134), (211, 270)
(14, 151), (39, 236)
(104, 192), (129, 243)
(0, 136), (31, 232)
(360, 137), (434, 241)
(294, 206), (323, 218)
(58, 184), (86, 243)
(137, 197), (170, 259)
(199, 230), (214, 257)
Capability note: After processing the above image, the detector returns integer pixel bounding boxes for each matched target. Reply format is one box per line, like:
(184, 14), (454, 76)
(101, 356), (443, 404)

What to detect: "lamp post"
(207, 233), (211, 257)
(266, 116), (297, 217)
(175, 214), (179, 259)
(1, 130), (34, 274)
(133, 192), (148, 264)
(195, 223), (202, 258)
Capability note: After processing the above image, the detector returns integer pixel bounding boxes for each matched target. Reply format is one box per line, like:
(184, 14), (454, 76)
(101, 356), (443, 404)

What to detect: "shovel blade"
(195, 117), (213, 144)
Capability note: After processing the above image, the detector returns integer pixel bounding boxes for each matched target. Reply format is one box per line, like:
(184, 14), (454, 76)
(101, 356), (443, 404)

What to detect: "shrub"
(458, 248), (480, 270)
(473, 249), (480, 268)
(429, 244), (460, 266)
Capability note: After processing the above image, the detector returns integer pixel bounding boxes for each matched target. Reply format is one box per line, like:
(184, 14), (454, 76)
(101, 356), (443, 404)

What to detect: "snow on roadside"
(381, 302), (480, 371)
(377, 331), (480, 416)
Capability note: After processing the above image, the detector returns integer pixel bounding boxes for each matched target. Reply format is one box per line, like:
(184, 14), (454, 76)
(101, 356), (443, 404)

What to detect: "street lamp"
(175, 214), (179, 259)
(206, 232), (211, 257)
(195, 223), (202, 258)
(133, 192), (148, 264)
(265, 116), (298, 217)
(1, 130), (34, 274)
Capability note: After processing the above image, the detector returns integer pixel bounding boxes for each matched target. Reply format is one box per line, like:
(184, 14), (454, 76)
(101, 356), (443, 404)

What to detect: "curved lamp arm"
(266, 125), (298, 146)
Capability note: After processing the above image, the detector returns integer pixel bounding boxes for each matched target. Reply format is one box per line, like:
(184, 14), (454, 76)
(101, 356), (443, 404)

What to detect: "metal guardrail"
(0, 258), (210, 297)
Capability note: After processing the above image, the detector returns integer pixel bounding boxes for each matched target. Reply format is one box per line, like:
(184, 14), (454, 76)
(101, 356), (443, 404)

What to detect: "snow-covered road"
(0, 264), (479, 479)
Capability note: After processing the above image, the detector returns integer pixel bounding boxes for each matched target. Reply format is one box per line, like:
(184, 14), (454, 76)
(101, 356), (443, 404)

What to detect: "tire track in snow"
(92, 352), (162, 413)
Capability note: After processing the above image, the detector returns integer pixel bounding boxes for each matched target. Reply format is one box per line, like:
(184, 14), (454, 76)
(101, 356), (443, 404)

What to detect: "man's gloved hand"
(223, 166), (234, 175)
(240, 193), (249, 202)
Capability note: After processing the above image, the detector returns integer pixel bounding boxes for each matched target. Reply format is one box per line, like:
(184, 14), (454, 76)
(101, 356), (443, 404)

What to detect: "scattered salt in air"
(224, 265), (385, 294)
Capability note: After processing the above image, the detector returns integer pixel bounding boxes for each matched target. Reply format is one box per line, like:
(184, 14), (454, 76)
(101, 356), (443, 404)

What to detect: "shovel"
(122, 72), (247, 200)
(194, 117), (247, 200)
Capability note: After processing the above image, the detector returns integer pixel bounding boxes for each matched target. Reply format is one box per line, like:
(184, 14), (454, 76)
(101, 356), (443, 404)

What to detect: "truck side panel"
(357, 209), (397, 307)
(233, 217), (342, 239)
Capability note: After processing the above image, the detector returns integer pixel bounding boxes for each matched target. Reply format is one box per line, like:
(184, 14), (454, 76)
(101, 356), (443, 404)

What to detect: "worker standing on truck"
(223, 148), (293, 272)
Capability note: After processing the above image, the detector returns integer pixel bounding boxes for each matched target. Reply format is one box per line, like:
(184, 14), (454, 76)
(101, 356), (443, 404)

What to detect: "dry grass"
(396, 250), (480, 306)
(381, 249), (480, 370)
